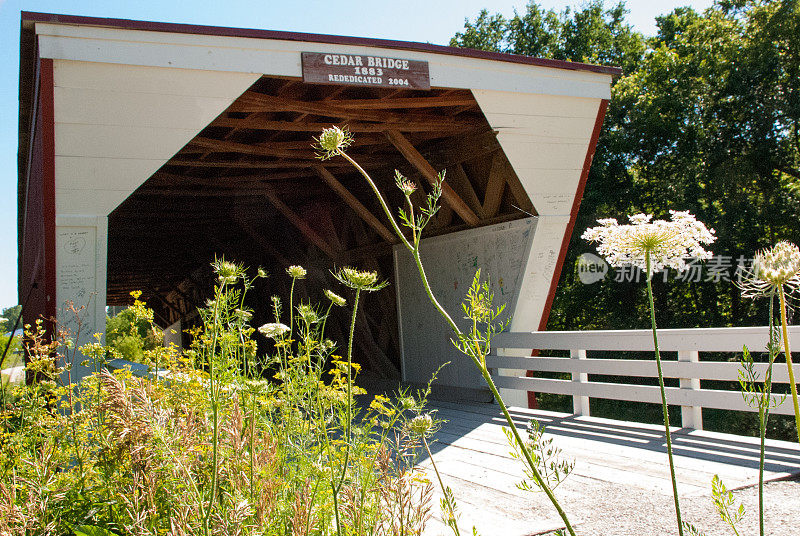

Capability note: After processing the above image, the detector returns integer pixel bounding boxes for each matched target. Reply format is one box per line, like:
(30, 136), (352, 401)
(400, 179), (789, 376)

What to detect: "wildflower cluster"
(333, 267), (388, 292)
(286, 265), (307, 279)
(581, 211), (716, 277)
(324, 289), (347, 307)
(0, 258), (433, 536)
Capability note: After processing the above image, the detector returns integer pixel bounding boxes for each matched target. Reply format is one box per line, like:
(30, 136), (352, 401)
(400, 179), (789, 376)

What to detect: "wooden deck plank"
(434, 420), (799, 492)
(428, 402), (800, 476)
(412, 399), (800, 535)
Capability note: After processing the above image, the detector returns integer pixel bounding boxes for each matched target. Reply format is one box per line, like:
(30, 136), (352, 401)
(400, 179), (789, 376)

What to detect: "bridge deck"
(418, 399), (800, 535)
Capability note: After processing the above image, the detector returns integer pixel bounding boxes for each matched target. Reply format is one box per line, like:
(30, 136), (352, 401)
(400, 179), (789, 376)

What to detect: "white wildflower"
(582, 210), (716, 278)
(333, 267), (389, 292)
(297, 304), (320, 324)
(408, 414), (434, 437)
(314, 126), (353, 160)
(258, 322), (290, 339)
(286, 265), (307, 279)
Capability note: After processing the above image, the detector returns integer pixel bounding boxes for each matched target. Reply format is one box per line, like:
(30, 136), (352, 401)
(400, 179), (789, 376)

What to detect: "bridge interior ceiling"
(106, 76), (534, 375)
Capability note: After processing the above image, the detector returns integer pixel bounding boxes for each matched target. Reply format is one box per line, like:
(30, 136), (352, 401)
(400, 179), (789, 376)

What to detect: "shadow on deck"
(392, 395), (800, 535)
(425, 400), (800, 477)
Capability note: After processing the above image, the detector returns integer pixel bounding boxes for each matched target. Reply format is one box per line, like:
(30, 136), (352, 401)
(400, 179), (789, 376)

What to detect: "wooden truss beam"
(166, 159), (355, 169)
(446, 163), (483, 216)
(232, 93), (404, 122)
(211, 116), (481, 133)
(231, 214), (292, 268)
(481, 153), (506, 220)
(188, 137), (317, 159)
(497, 156), (535, 215)
(423, 129), (500, 167)
(312, 165), (395, 244)
(326, 95), (477, 109)
(183, 138), (392, 168)
(384, 130), (480, 226)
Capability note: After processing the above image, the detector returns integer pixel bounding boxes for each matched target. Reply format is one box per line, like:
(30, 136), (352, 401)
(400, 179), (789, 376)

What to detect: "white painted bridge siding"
(34, 21), (612, 385)
(51, 60), (260, 216)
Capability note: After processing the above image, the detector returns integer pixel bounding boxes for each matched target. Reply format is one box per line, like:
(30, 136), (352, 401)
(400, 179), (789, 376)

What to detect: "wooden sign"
(302, 52), (430, 90)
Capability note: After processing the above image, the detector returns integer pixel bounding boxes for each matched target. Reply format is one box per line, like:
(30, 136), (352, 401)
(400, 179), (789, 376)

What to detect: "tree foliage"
(0, 305), (22, 335)
(105, 292), (161, 363)
(452, 0), (800, 329)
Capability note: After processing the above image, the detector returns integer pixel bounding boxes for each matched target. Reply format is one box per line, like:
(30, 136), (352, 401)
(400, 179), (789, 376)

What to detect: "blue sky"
(0, 0), (714, 310)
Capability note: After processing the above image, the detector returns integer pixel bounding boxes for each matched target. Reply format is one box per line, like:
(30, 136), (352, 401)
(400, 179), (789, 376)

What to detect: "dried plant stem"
(250, 390), (256, 502)
(778, 286), (800, 443)
(646, 251), (683, 536)
(332, 287), (360, 536)
(757, 294), (778, 536)
(421, 434), (461, 536)
(203, 285), (223, 536)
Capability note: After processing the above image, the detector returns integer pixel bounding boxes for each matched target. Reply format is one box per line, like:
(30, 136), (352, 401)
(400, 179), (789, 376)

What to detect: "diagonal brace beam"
(384, 129), (479, 226)
(312, 165), (396, 244)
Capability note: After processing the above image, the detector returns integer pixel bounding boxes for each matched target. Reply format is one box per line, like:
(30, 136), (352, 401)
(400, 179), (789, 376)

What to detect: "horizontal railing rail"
(487, 326), (800, 430)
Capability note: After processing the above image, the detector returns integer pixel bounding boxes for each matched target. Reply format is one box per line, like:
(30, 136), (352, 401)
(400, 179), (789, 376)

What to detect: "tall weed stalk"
(316, 126), (577, 535)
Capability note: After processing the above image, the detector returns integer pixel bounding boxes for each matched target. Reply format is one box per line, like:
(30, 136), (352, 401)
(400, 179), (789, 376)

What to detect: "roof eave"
(20, 11), (623, 77)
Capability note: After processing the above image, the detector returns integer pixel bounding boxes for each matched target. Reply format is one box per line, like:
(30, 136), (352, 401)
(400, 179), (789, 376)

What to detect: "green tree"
(106, 292), (161, 364)
(452, 0), (800, 330)
(0, 305), (22, 334)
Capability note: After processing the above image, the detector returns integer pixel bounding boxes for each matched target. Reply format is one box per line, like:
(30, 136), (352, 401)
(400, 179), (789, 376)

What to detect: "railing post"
(678, 350), (702, 430)
(570, 349), (590, 416)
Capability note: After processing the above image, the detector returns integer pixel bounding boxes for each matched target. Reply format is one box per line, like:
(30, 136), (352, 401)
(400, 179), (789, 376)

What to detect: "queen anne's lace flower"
(286, 265), (307, 279)
(582, 210), (716, 278)
(314, 126), (353, 160)
(740, 241), (800, 298)
(297, 304), (320, 324)
(324, 289), (347, 307)
(213, 259), (242, 284)
(408, 413), (434, 437)
(333, 267), (389, 291)
(258, 323), (290, 339)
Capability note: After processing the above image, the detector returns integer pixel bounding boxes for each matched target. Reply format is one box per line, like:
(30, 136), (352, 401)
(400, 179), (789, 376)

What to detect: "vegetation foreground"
(1, 262), (438, 535)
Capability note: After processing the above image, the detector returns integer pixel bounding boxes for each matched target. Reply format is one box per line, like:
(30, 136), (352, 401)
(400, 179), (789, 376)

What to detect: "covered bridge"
(18, 12), (617, 402)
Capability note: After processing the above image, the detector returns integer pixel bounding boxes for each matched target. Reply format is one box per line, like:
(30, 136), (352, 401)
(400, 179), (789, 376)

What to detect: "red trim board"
(40, 58), (56, 326)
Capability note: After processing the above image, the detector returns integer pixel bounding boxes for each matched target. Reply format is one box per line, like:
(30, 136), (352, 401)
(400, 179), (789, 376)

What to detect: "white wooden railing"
(487, 327), (800, 430)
